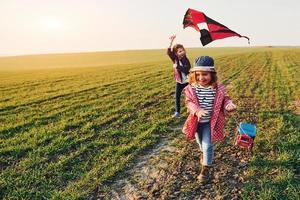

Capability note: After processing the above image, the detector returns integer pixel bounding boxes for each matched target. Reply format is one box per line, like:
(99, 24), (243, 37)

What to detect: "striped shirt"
(192, 84), (216, 122)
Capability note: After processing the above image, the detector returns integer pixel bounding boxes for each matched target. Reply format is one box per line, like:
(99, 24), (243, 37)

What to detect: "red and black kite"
(183, 8), (250, 46)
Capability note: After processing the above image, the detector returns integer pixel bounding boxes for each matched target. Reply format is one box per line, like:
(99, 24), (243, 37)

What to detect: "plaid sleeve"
(184, 86), (201, 115)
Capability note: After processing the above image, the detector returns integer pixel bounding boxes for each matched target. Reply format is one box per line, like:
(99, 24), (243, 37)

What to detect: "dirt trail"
(92, 120), (253, 200)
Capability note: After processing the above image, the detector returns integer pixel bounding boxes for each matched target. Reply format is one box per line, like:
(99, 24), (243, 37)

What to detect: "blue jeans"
(195, 122), (213, 166)
(175, 82), (188, 113)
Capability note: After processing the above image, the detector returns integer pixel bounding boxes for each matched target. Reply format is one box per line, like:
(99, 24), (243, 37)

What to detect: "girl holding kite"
(167, 35), (191, 118)
(182, 56), (236, 183)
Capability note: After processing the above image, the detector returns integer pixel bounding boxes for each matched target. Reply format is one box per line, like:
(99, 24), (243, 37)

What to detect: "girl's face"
(175, 48), (186, 59)
(195, 71), (212, 87)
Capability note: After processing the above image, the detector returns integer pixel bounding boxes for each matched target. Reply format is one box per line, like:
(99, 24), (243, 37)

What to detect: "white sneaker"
(172, 112), (180, 118)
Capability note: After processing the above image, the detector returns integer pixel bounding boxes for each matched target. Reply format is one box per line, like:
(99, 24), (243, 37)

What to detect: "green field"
(0, 47), (299, 199)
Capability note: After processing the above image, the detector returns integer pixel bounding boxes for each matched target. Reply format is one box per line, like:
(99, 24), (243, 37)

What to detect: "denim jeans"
(175, 82), (188, 113)
(195, 122), (213, 166)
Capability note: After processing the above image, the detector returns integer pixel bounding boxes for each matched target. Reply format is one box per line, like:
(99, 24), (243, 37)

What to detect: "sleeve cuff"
(225, 101), (233, 110)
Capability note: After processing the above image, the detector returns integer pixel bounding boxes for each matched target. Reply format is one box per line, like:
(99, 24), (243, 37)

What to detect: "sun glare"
(41, 18), (64, 32)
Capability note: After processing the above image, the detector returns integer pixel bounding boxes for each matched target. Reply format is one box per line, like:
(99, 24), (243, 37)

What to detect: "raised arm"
(167, 35), (176, 63)
(169, 35), (176, 48)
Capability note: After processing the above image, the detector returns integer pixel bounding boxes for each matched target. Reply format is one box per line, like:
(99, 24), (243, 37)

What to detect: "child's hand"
(169, 35), (176, 48)
(169, 35), (176, 41)
(225, 103), (237, 112)
(196, 109), (208, 121)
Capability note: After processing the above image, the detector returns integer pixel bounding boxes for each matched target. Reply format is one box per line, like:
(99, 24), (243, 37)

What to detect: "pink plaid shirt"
(182, 83), (233, 143)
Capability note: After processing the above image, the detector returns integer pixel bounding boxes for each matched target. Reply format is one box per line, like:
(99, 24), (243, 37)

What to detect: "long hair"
(172, 44), (185, 54)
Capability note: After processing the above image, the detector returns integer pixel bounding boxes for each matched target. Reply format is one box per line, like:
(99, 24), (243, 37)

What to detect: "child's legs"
(175, 82), (188, 113)
(198, 122), (213, 166)
(195, 132), (202, 152)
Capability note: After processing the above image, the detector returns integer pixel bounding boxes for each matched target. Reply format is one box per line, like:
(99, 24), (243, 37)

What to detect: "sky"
(0, 0), (300, 56)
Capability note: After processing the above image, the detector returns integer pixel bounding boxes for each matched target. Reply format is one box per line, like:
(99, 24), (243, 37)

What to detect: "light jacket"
(182, 83), (233, 143)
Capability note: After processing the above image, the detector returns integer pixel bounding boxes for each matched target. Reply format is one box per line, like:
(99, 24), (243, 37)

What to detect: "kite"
(183, 8), (250, 46)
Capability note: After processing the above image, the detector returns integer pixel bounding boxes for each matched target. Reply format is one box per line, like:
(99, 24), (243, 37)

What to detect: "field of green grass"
(0, 47), (299, 199)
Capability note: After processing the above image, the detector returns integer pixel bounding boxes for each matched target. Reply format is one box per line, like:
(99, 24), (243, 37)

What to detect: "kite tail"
(241, 35), (250, 45)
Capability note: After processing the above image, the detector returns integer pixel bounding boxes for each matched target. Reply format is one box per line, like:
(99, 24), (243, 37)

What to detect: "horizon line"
(0, 45), (299, 58)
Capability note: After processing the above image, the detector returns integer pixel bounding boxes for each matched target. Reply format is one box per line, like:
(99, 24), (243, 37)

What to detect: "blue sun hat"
(190, 56), (215, 72)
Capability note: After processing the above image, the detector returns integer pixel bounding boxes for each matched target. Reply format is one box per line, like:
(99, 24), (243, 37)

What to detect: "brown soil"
(92, 123), (252, 200)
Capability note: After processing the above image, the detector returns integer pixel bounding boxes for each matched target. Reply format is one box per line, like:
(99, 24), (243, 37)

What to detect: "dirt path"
(92, 120), (253, 200)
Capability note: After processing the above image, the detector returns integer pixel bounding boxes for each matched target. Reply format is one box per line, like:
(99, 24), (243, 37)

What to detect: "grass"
(0, 47), (300, 199)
